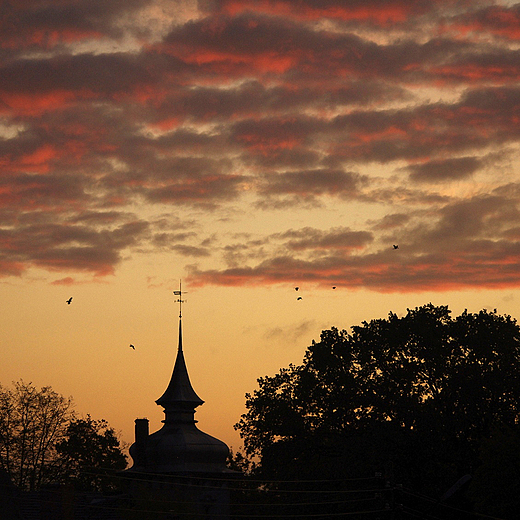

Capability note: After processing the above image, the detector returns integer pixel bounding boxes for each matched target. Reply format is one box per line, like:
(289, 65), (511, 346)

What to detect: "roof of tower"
(155, 319), (204, 409)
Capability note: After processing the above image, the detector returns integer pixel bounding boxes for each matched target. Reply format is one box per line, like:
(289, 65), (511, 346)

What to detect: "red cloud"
(183, 48), (299, 74)
(430, 63), (520, 83)
(143, 174), (246, 205)
(0, 26), (104, 51)
(352, 126), (408, 144)
(187, 248), (520, 292)
(0, 90), (86, 117)
(446, 5), (520, 41)
(19, 145), (58, 173)
(217, 0), (424, 26)
(51, 277), (76, 286)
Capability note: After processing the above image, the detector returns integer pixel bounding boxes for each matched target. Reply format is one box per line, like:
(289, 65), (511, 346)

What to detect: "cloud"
(51, 276), (77, 286)
(445, 4), (520, 42)
(252, 168), (368, 208)
(206, 0), (436, 27)
(0, 174), (89, 210)
(406, 156), (482, 183)
(274, 227), (373, 252)
(143, 173), (247, 206)
(0, 52), (166, 116)
(0, 218), (150, 277)
(187, 189), (520, 292)
(0, 0), (154, 53)
(1, 0), (519, 290)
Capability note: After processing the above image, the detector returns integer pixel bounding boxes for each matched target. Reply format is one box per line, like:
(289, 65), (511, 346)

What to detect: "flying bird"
(393, 245), (399, 249)
(129, 344), (135, 350)
(297, 296), (302, 300)
(332, 286), (336, 289)
(66, 297), (73, 304)
(295, 287), (299, 291)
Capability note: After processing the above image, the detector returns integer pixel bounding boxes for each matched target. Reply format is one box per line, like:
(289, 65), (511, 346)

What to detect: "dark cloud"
(424, 195), (520, 243)
(371, 213), (411, 230)
(325, 86), (520, 164)
(447, 4), (520, 42)
(171, 244), (211, 257)
(0, 0), (152, 52)
(187, 237), (520, 292)
(0, 173), (89, 210)
(0, 218), (149, 277)
(407, 156), (481, 183)
(150, 79), (406, 127)
(143, 173), (247, 206)
(0, 52), (171, 118)
(274, 227), (373, 252)
(258, 169), (366, 199)
(158, 12), (472, 84)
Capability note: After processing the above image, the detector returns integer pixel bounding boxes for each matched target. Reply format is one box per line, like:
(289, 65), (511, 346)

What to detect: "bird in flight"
(393, 245), (399, 249)
(297, 296), (302, 300)
(332, 286), (336, 289)
(295, 287), (299, 291)
(129, 344), (135, 350)
(66, 297), (73, 304)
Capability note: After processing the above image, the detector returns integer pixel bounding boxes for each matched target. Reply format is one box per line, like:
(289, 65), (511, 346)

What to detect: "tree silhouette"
(0, 380), (73, 490)
(56, 415), (127, 491)
(0, 381), (127, 492)
(235, 304), (520, 517)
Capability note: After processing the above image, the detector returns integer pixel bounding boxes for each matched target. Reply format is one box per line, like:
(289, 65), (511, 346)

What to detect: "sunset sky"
(2, 0), (520, 455)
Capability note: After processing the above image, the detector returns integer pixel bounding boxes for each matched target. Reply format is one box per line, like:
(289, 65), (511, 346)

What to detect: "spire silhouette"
(155, 283), (203, 422)
(128, 282), (231, 476)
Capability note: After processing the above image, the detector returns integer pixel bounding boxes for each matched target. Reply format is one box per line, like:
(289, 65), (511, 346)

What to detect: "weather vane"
(173, 281), (187, 319)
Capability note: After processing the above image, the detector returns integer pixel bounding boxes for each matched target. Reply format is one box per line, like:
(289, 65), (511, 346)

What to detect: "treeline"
(0, 380), (127, 492)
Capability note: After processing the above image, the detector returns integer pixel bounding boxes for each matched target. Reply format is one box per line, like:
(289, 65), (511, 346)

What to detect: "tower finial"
(173, 280), (186, 319)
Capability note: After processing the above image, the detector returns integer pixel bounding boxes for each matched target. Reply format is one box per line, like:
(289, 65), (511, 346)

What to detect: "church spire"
(128, 282), (232, 476)
(155, 283), (203, 422)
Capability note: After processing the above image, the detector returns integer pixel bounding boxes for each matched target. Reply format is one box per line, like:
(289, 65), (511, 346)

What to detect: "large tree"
(235, 304), (520, 517)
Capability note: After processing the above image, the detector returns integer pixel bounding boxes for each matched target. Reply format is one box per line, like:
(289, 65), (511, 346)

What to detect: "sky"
(1, 0), (520, 457)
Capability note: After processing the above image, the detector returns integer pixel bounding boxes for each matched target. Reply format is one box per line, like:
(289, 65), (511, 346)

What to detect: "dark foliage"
(0, 381), (73, 490)
(235, 304), (520, 518)
(0, 381), (127, 493)
(56, 415), (128, 492)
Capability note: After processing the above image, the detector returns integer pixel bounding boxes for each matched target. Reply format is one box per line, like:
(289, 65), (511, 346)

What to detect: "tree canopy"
(56, 415), (128, 491)
(235, 304), (520, 517)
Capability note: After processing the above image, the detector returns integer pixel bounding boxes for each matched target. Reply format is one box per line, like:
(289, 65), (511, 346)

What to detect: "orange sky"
(1, 0), (520, 456)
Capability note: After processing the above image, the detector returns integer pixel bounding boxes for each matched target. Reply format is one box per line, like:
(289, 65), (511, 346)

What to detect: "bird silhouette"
(297, 296), (302, 300)
(393, 245), (399, 249)
(129, 344), (135, 350)
(295, 287), (299, 291)
(66, 297), (73, 304)
(332, 286), (336, 289)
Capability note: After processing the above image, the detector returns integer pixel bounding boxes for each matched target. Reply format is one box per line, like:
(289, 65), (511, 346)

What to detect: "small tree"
(0, 380), (73, 490)
(56, 415), (128, 491)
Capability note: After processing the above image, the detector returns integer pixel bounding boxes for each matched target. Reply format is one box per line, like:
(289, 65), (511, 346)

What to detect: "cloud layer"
(1, 0), (519, 291)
